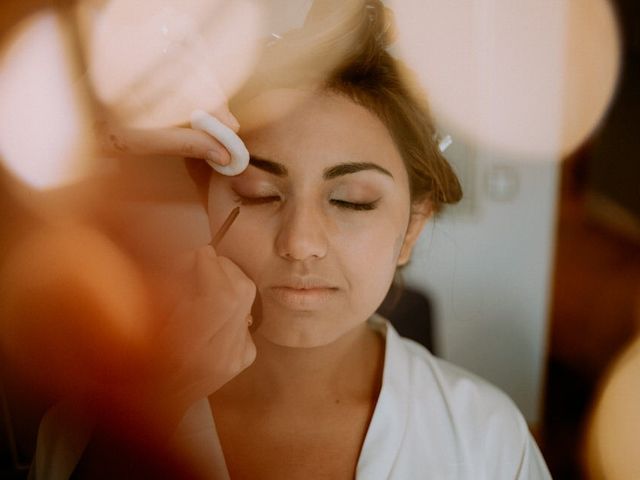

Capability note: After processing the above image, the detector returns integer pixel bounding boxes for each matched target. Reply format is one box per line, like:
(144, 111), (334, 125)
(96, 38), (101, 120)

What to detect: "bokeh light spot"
(391, 0), (621, 159)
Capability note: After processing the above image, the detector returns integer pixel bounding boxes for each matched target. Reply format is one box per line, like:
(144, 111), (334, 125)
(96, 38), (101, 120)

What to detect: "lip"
(275, 277), (335, 289)
(267, 284), (339, 310)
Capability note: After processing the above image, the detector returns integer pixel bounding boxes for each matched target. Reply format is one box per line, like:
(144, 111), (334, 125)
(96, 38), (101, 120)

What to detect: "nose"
(275, 202), (328, 261)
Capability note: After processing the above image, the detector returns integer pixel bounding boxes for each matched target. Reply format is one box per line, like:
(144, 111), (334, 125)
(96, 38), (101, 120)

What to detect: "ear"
(397, 202), (433, 266)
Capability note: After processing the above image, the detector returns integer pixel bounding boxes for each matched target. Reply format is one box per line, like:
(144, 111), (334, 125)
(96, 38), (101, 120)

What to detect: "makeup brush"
(210, 206), (240, 248)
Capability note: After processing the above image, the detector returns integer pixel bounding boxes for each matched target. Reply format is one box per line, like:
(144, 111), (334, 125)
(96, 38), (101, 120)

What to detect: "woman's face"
(208, 89), (425, 347)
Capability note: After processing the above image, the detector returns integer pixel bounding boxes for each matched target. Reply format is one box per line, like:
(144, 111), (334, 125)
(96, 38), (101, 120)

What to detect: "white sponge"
(190, 110), (250, 176)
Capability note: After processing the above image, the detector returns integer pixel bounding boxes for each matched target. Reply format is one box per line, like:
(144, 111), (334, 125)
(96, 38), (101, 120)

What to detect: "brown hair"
(187, 0), (462, 211)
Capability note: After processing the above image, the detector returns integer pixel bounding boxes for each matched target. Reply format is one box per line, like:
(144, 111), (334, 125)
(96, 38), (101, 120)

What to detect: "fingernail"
(227, 114), (240, 132)
(214, 107), (241, 132)
(206, 149), (230, 166)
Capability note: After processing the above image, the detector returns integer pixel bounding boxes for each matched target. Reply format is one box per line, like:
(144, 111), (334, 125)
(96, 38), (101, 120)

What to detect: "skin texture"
(208, 88), (430, 348)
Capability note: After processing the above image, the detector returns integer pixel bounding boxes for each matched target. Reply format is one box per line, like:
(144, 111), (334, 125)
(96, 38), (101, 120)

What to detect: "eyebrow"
(323, 162), (393, 180)
(249, 155), (393, 180)
(249, 155), (288, 176)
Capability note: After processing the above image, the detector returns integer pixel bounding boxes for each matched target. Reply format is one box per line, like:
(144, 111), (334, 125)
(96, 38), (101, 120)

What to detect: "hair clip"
(433, 132), (452, 153)
(438, 134), (453, 153)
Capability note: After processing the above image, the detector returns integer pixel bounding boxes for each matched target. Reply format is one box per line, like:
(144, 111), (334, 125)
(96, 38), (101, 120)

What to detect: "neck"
(214, 321), (384, 408)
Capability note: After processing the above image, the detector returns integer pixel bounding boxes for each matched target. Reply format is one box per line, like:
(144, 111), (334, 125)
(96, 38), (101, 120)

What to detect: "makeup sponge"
(190, 110), (250, 176)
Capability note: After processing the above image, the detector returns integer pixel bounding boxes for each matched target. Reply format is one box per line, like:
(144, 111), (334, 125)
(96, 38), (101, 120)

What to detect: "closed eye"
(330, 199), (379, 211)
(234, 194), (281, 206)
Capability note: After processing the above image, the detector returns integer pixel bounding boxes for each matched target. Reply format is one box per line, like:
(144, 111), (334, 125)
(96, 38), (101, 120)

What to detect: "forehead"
(235, 89), (407, 180)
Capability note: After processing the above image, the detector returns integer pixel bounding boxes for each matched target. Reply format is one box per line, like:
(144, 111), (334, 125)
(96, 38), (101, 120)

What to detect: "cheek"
(339, 201), (408, 254)
(336, 208), (408, 289)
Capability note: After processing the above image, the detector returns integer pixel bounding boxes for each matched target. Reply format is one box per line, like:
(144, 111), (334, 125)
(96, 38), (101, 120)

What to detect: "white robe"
(30, 317), (551, 479)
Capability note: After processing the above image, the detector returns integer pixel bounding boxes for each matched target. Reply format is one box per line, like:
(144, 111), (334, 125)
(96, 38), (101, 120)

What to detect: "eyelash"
(234, 195), (280, 206)
(233, 195), (378, 211)
(330, 199), (378, 211)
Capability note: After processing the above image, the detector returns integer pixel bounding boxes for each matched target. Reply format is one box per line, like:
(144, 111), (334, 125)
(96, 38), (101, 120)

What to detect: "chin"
(254, 310), (359, 348)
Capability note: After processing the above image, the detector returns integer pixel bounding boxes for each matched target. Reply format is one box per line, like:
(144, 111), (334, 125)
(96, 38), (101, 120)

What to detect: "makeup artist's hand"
(0, 225), (254, 421)
(95, 106), (239, 167)
(150, 245), (256, 416)
(0, 228), (255, 477)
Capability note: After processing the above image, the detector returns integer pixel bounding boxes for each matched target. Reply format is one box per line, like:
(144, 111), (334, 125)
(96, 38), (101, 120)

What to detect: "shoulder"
(398, 335), (527, 438)
(386, 329), (551, 478)
(404, 336), (518, 414)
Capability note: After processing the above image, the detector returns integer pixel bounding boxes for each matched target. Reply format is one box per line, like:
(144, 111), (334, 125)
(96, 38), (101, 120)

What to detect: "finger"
(194, 246), (226, 298)
(228, 317), (257, 372)
(196, 255), (255, 333)
(217, 257), (256, 304)
(213, 318), (256, 378)
(242, 327), (257, 367)
(104, 125), (232, 166)
(190, 111), (249, 176)
(160, 247), (226, 338)
(211, 105), (240, 133)
(164, 252), (253, 348)
(196, 256), (254, 342)
(204, 311), (256, 380)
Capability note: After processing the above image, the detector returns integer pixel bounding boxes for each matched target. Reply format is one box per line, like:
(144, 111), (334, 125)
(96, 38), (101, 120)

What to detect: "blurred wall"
(405, 137), (559, 425)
